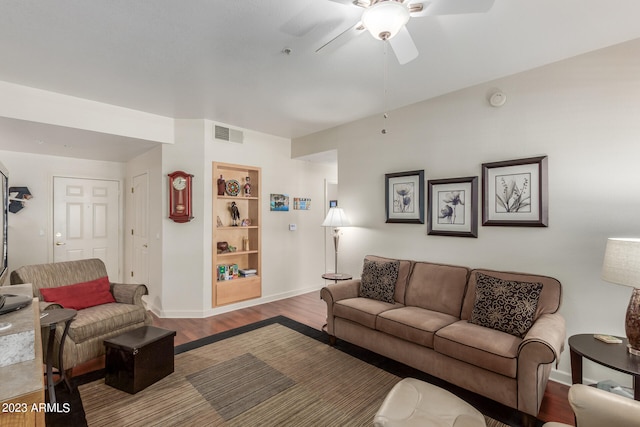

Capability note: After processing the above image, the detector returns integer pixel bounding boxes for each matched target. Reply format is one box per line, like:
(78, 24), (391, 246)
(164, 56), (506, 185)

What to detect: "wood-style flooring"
(74, 291), (575, 426)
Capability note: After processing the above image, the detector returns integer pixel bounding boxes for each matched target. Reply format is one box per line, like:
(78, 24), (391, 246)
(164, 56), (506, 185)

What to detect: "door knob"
(55, 242), (66, 246)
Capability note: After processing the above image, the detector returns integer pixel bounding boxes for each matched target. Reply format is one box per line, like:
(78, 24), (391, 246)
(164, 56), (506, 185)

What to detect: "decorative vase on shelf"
(217, 175), (226, 196)
(244, 176), (251, 197)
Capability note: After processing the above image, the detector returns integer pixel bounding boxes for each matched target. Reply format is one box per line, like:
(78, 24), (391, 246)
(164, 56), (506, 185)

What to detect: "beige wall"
(293, 39), (640, 386)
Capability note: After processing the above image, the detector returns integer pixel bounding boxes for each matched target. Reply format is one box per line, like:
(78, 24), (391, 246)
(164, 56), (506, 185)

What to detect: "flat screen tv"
(0, 161), (8, 285)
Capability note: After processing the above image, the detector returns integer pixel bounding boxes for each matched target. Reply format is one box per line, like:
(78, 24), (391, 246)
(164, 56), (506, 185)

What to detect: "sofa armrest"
(110, 282), (148, 306)
(519, 313), (566, 366)
(320, 280), (361, 337)
(517, 313), (566, 416)
(320, 279), (360, 305)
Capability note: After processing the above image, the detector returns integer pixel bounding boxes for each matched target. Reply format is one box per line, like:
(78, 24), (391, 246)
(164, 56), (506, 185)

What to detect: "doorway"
(52, 176), (120, 280)
(130, 172), (149, 285)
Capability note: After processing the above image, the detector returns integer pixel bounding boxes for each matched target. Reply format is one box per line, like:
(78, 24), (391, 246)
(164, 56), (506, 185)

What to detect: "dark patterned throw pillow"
(360, 259), (399, 303)
(469, 272), (543, 338)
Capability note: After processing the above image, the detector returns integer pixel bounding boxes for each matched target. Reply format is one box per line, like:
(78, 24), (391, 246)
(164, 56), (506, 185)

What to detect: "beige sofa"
(10, 258), (152, 373)
(321, 255), (565, 422)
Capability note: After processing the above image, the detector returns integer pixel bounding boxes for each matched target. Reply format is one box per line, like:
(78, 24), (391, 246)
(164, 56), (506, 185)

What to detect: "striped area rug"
(63, 317), (518, 426)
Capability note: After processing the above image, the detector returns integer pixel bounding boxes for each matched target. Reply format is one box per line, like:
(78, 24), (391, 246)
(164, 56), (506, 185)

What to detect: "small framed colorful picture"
(270, 194), (289, 211)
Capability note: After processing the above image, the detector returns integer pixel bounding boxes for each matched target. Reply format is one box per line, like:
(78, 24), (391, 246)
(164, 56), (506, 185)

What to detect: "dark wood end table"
(322, 273), (353, 284)
(40, 308), (77, 404)
(569, 333), (640, 400)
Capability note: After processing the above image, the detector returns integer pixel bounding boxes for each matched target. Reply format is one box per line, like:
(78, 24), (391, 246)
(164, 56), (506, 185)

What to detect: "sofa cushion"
(469, 273), (543, 338)
(364, 255), (413, 304)
(334, 297), (401, 329)
(405, 262), (470, 317)
(360, 258), (400, 303)
(40, 276), (116, 310)
(461, 269), (562, 321)
(435, 320), (521, 378)
(10, 258), (110, 297)
(376, 306), (459, 348)
(66, 303), (149, 344)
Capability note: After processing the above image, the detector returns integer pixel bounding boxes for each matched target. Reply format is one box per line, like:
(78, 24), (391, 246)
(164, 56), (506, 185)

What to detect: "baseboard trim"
(149, 284), (324, 318)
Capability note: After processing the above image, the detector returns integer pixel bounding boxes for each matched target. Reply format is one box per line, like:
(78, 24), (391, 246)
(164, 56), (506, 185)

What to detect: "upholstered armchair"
(10, 258), (152, 374)
(543, 384), (640, 427)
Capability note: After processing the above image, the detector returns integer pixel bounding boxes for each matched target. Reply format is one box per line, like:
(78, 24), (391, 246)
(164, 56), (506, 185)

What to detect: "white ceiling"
(1, 0), (640, 161)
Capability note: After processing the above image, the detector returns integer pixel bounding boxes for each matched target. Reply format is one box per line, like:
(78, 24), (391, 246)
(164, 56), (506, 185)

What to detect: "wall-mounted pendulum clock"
(168, 171), (193, 223)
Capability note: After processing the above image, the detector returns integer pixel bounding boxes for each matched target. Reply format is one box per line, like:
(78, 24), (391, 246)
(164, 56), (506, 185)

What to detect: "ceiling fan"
(316, 0), (495, 65)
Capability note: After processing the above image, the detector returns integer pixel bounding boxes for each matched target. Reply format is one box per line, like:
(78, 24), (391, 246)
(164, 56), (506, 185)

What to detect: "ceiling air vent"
(214, 125), (244, 143)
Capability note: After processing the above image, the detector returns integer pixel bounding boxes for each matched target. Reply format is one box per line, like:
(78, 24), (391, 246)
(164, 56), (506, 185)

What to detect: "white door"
(53, 177), (120, 279)
(131, 173), (149, 285)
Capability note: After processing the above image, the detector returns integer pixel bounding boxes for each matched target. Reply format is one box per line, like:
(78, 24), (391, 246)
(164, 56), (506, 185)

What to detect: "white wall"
(125, 145), (163, 308)
(0, 117), (337, 320)
(123, 119), (337, 318)
(201, 121), (338, 316)
(292, 39), (640, 386)
(151, 120), (208, 317)
(0, 81), (174, 143)
(0, 150), (126, 278)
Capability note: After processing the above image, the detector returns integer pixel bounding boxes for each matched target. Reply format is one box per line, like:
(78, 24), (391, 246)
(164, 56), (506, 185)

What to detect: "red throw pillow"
(40, 276), (116, 310)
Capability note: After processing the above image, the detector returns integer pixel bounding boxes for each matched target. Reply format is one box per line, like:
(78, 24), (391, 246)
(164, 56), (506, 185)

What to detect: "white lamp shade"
(322, 207), (351, 228)
(602, 238), (640, 288)
(361, 1), (410, 40)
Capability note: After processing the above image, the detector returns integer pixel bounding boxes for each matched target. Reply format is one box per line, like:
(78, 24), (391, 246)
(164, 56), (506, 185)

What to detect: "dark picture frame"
(482, 156), (548, 227)
(385, 170), (425, 224)
(427, 176), (478, 237)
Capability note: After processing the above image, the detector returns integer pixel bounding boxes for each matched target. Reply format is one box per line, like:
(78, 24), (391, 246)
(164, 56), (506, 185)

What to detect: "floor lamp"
(322, 207), (350, 279)
(602, 237), (640, 355)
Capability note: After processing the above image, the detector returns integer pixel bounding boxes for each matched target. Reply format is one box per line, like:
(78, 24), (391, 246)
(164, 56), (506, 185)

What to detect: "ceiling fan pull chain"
(382, 40), (389, 135)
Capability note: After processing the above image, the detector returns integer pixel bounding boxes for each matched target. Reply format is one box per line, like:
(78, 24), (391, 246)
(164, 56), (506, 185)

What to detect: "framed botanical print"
(482, 156), (548, 227)
(385, 170), (425, 224)
(427, 176), (478, 237)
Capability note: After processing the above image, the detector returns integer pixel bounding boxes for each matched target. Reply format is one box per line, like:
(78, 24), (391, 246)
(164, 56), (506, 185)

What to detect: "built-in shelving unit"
(212, 162), (261, 307)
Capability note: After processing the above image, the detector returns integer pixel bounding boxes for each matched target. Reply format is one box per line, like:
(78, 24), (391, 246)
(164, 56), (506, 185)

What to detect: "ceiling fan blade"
(404, 0), (431, 17)
(327, 0), (371, 6)
(407, 0), (494, 17)
(315, 21), (365, 54)
(389, 26), (419, 65)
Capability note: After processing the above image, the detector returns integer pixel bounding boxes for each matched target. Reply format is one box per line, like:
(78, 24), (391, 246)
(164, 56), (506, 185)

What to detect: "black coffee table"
(569, 333), (640, 400)
(104, 326), (176, 394)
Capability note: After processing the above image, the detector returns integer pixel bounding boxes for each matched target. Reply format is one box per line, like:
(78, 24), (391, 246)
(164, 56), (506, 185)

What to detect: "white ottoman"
(374, 378), (487, 427)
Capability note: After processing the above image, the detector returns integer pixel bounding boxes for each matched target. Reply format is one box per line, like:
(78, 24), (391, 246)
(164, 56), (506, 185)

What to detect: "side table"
(40, 308), (77, 404)
(569, 333), (640, 400)
(322, 273), (353, 284)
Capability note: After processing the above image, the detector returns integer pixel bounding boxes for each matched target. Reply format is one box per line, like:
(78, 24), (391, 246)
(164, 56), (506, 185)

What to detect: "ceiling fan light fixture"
(361, 1), (410, 41)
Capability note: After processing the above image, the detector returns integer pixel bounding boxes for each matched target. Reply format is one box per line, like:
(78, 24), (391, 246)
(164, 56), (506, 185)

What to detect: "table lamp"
(322, 207), (350, 275)
(601, 237), (640, 355)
